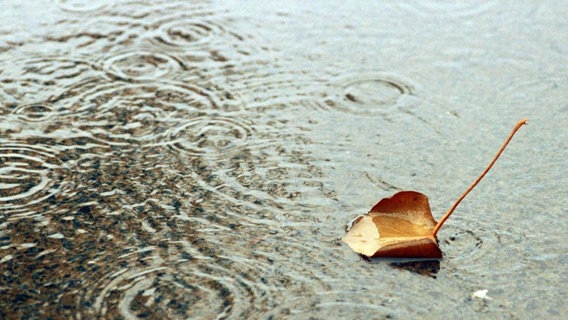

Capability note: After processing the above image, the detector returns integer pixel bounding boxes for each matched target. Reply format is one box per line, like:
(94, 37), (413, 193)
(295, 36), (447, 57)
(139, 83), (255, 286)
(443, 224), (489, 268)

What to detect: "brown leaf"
(342, 191), (442, 258)
(342, 119), (528, 259)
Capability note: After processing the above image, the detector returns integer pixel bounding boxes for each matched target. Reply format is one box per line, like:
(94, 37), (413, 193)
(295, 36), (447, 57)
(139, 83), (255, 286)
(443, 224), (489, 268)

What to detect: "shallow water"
(1, 1), (567, 319)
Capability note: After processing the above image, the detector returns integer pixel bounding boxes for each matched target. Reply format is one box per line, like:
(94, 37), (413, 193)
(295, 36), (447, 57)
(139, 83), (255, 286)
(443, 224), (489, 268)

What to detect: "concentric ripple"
(149, 14), (237, 49)
(437, 224), (509, 275)
(81, 252), (273, 319)
(12, 103), (56, 123)
(101, 50), (185, 81)
(55, 81), (229, 145)
(0, 144), (64, 218)
(155, 20), (220, 47)
(167, 116), (252, 157)
(91, 265), (242, 319)
(321, 73), (416, 116)
(440, 224), (484, 258)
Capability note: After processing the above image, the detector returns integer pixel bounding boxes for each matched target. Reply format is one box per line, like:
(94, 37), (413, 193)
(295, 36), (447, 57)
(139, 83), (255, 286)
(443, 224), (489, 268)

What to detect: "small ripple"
(440, 224), (484, 260)
(438, 224), (525, 275)
(166, 116), (252, 158)
(100, 50), (186, 81)
(114, 1), (214, 20)
(152, 19), (225, 48)
(394, 1), (498, 19)
(12, 103), (56, 123)
(55, 0), (111, 13)
(319, 72), (417, 117)
(147, 11), (243, 49)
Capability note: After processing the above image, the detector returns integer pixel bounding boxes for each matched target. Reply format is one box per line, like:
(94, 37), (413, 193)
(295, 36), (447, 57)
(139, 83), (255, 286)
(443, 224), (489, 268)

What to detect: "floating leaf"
(343, 119), (528, 259)
(343, 191), (442, 258)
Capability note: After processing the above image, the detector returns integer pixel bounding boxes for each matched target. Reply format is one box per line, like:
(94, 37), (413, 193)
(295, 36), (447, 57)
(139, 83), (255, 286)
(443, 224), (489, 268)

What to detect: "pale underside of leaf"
(343, 214), (440, 258)
(342, 192), (443, 258)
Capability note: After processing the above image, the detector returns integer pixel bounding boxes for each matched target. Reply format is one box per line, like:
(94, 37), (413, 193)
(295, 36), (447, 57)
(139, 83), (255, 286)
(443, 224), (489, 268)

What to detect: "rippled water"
(1, 1), (567, 319)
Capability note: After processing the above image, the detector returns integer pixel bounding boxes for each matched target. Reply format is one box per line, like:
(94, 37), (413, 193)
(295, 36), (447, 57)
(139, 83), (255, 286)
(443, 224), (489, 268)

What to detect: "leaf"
(343, 191), (442, 258)
(343, 119), (528, 259)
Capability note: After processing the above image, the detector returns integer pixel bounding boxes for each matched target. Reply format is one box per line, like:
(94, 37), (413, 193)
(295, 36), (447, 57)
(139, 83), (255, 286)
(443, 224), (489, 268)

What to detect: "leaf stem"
(432, 119), (528, 237)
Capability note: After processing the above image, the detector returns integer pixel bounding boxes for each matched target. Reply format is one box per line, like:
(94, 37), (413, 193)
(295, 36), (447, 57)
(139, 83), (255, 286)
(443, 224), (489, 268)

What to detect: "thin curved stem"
(432, 118), (528, 237)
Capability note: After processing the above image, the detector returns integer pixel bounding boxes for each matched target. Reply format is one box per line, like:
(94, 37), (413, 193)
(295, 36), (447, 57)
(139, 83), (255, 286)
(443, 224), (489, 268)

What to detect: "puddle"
(0, 0), (567, 319)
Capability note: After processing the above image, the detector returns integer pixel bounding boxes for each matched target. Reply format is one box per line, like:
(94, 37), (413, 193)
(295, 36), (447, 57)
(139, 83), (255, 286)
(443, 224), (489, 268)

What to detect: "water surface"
(1, 1), (567, 319)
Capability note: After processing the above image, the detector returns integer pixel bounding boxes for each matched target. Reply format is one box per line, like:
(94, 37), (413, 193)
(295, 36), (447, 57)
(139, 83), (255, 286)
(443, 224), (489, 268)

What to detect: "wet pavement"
(1, 1), (567, 319)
